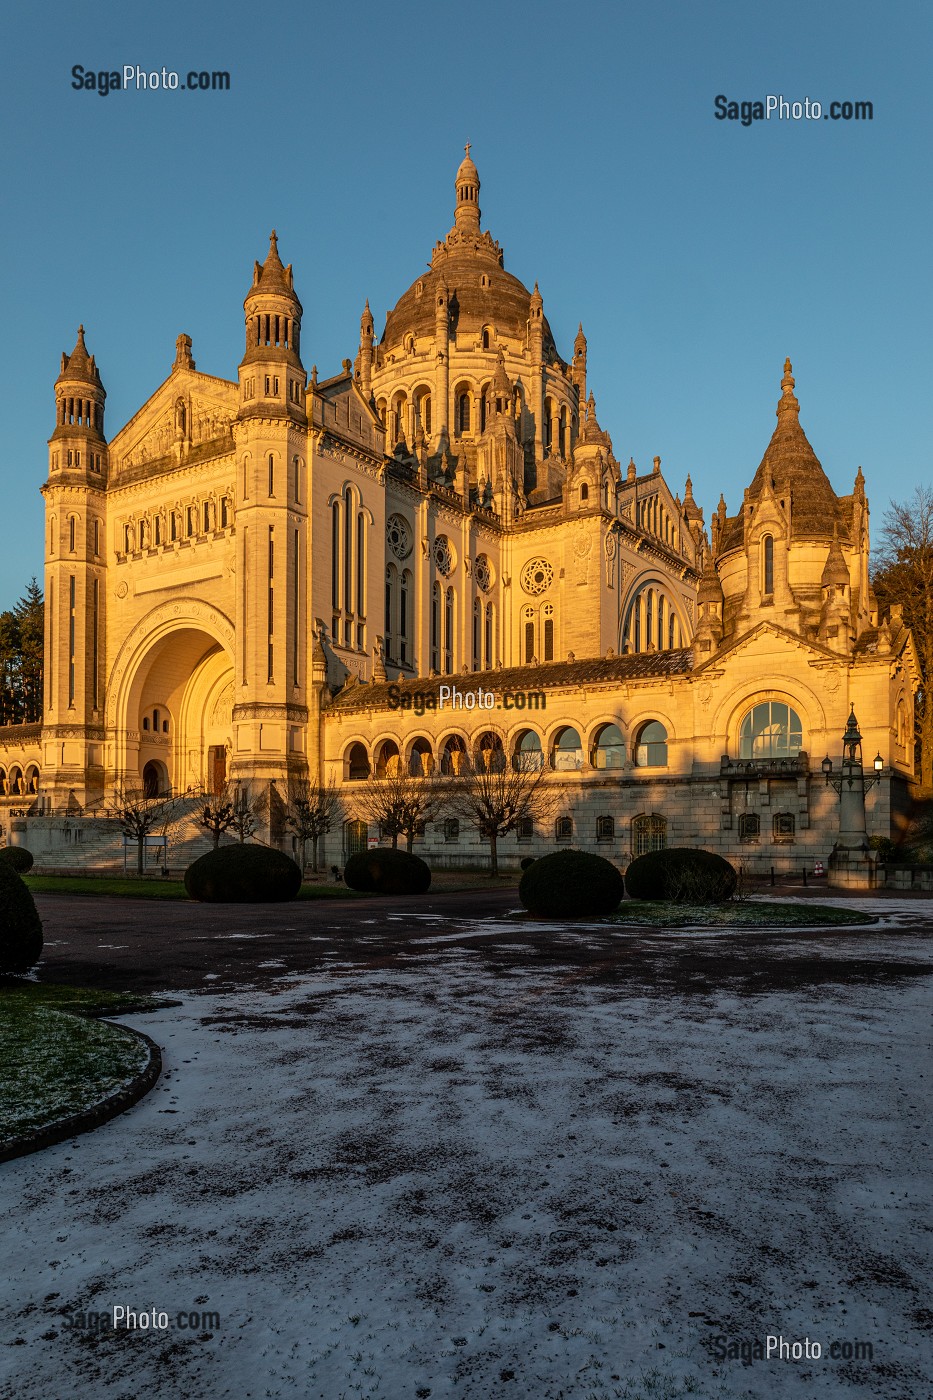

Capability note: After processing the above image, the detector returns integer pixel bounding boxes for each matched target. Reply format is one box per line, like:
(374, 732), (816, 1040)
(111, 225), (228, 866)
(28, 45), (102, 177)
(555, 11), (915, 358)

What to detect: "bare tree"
(228, 786), (260, 843)
(282, 778), (344, 871)
(445, 749), (559, 876)
(353, 764), (446, 854)
(873, 485), (933, 789)
(104, 786), (188, 875)
(193, 789), (236, 849)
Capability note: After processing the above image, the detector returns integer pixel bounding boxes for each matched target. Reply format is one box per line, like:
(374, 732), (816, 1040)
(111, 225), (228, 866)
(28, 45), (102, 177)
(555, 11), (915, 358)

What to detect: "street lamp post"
(821, 706), (884, 889)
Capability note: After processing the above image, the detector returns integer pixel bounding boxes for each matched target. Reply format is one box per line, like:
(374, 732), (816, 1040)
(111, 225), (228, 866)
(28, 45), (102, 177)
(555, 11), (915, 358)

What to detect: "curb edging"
(0, 1022), (163, 1164)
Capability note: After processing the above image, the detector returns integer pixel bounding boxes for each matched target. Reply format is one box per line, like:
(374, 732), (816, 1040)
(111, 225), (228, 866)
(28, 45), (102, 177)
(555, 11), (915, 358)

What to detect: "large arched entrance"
(107, 604), (236, 796)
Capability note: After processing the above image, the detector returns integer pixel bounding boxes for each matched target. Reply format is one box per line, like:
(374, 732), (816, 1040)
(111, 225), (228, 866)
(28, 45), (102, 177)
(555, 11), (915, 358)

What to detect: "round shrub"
(0, 858), (43, 973)
(624, 847), (737, 904)
(519, 848), (624, 919)
(184, 844), (302, 903)
(0, 846), (34, 874)
(519, 856), (536, 871)
(344, 847), (431, 895)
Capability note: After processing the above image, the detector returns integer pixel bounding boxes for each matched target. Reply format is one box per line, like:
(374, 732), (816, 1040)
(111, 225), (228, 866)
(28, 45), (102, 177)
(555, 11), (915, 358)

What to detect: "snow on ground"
(0, 907), (931, 1400)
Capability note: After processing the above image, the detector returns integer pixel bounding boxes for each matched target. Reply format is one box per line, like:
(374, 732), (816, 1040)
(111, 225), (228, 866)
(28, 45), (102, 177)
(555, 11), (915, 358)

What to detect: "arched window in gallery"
(551, 726), (583, 771)
(375, 740), (401, 779)
(739, 701), (803, 760)
(632, 813), (667, 856)
(440, 734), (467, 776)
(475, 730), (505, 771)
(346, 743), (370, 781)
(591, 723), (626, 770)
(457, 392), (471, 434)
(409, 738), (434, 777)
(634, 721), (668, 768)
(513, 729), (544, 771)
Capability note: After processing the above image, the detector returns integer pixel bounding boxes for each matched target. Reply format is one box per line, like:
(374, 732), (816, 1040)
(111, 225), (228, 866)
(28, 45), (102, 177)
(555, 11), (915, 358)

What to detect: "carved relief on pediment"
(121, 397), (235, 470)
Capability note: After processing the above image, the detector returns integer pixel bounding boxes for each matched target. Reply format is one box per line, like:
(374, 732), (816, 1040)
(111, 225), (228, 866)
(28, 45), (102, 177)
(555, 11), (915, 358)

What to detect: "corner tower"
(233, 233), (310, 799)
(42, 327), (109, 809)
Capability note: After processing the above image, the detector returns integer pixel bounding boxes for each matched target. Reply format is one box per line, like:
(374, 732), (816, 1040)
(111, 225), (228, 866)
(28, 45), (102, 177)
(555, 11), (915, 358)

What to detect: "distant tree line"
(0, 579), (43, 726)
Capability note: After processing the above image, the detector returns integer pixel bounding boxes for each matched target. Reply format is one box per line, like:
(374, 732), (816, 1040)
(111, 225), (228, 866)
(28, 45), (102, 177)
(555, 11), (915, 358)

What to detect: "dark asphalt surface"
(29, 886), (933, 998)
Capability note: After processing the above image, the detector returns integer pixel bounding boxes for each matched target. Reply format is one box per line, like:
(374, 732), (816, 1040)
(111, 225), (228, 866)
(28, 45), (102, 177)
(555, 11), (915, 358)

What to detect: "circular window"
(386, 514), (412, 560)
(474, 554), (492, 592)
(433, 535), (454, 576)
(521, 557), (554, 596)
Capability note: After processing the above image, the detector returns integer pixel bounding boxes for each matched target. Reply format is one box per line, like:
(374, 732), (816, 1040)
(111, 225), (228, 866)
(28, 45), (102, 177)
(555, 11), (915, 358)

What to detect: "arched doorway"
(143, 760), (168, 798)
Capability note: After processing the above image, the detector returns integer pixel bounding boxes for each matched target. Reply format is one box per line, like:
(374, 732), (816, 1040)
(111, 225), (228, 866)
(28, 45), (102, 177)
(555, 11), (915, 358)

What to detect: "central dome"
(379, 151), (563, 365)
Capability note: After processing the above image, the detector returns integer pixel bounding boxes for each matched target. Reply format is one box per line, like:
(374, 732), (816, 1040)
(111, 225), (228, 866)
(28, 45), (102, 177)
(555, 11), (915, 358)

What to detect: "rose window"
(386, 514), (411, 560)
(521, 557), (553, 596)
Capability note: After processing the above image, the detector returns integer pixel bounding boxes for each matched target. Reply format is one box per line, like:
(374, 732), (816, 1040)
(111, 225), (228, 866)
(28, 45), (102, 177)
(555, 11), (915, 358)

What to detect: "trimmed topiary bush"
(624, 847), (737, 904)
(519, 856), (536, 871)
(184, 844), (302, 903)
(0, 846), (34, 874)
(344, 847), (431, 895)
(0, 858), (43, 973)
(519, 848), (624, 919)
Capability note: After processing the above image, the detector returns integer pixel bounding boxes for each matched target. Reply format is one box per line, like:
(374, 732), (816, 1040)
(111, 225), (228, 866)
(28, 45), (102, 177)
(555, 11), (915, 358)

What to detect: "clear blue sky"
(1, 0), (930, 605)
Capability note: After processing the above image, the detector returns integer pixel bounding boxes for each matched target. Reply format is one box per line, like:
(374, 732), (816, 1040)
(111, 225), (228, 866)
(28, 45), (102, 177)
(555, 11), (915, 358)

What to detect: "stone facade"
(11, 149), (919, 871)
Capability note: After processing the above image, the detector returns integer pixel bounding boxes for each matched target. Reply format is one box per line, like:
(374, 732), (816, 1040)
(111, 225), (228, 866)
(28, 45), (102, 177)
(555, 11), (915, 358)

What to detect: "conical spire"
(492, 347), (512, 398)
(574, 322), (586, 351)
(57, 325), (102, 387)
(253, 229), (294, 294)
(744, 359), (842, 541)
(698, 548), (724, 605)
(777, 357), (800, 420)
(821, 523), (850, 588)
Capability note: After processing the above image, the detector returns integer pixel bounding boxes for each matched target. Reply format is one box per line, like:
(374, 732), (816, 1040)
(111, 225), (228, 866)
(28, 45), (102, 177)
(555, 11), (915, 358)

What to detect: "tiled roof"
(327, 649), (694, 714)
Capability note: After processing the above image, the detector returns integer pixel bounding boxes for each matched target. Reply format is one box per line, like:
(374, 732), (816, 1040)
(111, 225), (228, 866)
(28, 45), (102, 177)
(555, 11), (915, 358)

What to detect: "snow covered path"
(1, 910), (930, 1399)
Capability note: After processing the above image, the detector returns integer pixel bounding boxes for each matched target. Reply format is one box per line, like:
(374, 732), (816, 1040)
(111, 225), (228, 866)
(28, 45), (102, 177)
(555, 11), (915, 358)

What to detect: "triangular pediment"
(693, 619), (839, 674)
(110, 367), (238, 475)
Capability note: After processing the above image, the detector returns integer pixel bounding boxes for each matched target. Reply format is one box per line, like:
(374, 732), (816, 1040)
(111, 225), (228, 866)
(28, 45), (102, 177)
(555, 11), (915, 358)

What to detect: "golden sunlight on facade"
(3, 150), (918, 872)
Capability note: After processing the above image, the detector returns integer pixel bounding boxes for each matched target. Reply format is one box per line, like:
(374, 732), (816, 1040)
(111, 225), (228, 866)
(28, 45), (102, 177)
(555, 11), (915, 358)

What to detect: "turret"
(529, 282), (544, 461)
(238, 231), (306, 424)
(572, 323), (587, 415)
(818, 526), (853, 652)
(693, 551), (725, 660)
(453, 143), (481, 237)
(359, 299), (374, 399)
(49, 326), (108, 482)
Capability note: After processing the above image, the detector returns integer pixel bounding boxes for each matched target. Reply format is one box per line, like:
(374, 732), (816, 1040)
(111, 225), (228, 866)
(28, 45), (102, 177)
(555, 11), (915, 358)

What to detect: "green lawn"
(608, 900), (877, 928)
(0, 983), (168, 1146)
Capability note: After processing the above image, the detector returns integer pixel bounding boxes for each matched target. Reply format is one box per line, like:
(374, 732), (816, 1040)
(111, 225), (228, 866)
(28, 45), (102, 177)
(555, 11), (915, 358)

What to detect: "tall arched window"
(346, 743), (369, 780)
(542, 603), (554, 661)
(485, 602), (493, 668)
(400, 571), (410, 665)
(457, 393), (471, 434)
(763, 535), (774, 596)
(343, 488), (353, 616)
(524, 607), (535, 664)
(331, 500), (340, 611)
(356, 511), (365, 619)
(472, 598), (481, 669)
(444, 587), (454, 673)
(430, 583), (440, 672)
(385, 565), (397, 658)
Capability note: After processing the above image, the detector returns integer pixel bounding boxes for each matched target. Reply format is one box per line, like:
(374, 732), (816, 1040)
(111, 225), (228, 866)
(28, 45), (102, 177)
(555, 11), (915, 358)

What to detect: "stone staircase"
(22, 794), (225, 874)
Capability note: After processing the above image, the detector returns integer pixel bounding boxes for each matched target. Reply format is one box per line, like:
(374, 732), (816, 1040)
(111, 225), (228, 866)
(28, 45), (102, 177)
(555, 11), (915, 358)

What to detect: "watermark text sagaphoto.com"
(387, 684), (547, 714)
(71, 65), (230, 95)
(712, 1334), (875, 1366)
(714, 94), (873, 125)
(64, 1306), (221, 1332)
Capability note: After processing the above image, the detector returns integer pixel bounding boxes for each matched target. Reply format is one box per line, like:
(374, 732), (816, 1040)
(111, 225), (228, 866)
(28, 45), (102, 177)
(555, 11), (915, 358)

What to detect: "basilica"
(1, 150), (918, 871)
